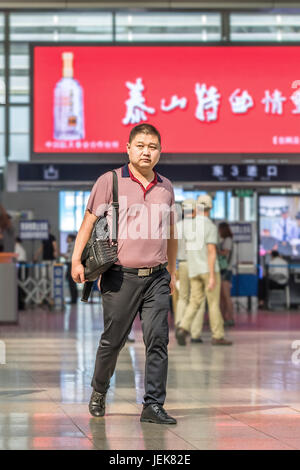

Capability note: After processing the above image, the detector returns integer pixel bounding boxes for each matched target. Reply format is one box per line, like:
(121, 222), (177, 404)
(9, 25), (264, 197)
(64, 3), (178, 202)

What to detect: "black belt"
(110, 262), (168, 277)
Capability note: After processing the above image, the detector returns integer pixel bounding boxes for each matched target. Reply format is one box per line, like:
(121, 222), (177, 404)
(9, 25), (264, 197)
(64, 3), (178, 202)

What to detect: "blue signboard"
(230, 223), (252, 243)
(19, 220), (49, 241)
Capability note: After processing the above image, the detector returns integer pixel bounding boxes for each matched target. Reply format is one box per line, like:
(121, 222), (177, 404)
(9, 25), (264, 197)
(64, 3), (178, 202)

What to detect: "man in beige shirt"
(176, 195), (232, 346)
(175, 199), (205, 342)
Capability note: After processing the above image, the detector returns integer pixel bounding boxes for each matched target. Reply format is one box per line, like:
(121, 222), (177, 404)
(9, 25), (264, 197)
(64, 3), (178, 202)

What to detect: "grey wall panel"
(0, 263), (17, 323)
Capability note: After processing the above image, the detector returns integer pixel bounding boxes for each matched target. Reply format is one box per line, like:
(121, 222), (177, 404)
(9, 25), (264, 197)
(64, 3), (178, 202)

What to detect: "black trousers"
(66, 262), (78, 303)
(17, 262), (28, 310)
(91, 267), (171, 405)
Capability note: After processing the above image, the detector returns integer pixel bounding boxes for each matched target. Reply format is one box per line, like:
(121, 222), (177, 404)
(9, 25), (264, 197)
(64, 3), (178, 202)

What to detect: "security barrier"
(17, 262), (64, 309)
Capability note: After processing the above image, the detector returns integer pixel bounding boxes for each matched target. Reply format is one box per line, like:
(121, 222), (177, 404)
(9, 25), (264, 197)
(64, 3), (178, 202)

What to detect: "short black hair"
(271, 250), (279, 258)
(128, 124), (161, 147)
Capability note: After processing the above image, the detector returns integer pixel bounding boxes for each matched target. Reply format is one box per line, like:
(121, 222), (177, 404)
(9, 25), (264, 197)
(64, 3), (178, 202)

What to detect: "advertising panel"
(259, 195), (300, 258)
(32, 45), (300, 155)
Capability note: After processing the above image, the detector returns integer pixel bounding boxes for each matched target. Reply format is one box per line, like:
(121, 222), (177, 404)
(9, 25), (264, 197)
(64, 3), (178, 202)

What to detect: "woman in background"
(14, 237), (27, 310)
(0, 205), (15, 252)
(62, 234), (78, 304)
(218, 222), (235, 327)
(15, 237), (27, 262)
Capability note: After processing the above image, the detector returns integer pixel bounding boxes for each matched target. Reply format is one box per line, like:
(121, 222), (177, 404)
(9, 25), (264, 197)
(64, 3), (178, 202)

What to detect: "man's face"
(263, 229), (270, 236)
(127, 133), (161, 171)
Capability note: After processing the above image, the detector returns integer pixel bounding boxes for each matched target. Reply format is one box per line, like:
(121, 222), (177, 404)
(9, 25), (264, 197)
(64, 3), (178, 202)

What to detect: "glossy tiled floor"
(1, 298), (300, 450)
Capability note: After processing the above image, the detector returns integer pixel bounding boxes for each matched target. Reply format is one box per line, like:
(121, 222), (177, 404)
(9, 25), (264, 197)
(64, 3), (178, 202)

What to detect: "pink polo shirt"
(86, 164), (175, 268)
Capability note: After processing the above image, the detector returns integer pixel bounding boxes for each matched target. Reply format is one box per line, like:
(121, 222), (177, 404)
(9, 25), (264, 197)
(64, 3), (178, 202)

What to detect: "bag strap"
(110, 170), (119, 245)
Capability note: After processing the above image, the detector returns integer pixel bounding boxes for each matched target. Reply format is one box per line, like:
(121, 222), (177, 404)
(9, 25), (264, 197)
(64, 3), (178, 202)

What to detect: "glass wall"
(9, 13), (113, 42)
(9, 106), (29, 160)
(230, 13), (300, 42)
(7, 12), (114, 162)
(227, 191), (240, 222)
(59, 190), (90, 252)
(0, 106), (4, 167)
(116, 12), (221, 42)
(60, 188), (245, 249)
(9, 12), (113, 104)
(174, 188), (245, 221)
(244, 193), (257, 222)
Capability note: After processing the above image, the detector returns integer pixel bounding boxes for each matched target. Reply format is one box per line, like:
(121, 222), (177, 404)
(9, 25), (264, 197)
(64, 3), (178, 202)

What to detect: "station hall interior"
(2, 0), (300, 451)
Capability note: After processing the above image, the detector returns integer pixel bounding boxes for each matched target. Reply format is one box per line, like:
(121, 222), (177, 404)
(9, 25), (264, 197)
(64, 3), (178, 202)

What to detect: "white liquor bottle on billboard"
(54, 52), (85, 140)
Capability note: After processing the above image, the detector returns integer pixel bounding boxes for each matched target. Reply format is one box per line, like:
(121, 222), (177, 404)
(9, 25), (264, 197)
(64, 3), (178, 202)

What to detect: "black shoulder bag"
(81, 170), (119, 302)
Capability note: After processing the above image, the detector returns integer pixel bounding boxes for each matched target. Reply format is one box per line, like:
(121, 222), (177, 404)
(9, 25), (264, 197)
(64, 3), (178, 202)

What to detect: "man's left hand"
(169, 273), (176, 295)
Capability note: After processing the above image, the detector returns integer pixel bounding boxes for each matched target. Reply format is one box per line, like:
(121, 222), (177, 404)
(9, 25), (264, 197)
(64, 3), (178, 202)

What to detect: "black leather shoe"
(89, 390), (106, 417)
(176, 327), (189, 346)
(140, 404), (177, 425)
(211, 337), (233, 346)
(191, 337), (203, 343)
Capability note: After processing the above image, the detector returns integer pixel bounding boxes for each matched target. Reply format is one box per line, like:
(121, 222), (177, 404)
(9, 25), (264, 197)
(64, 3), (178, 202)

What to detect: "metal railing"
(17, 261), (64, 309)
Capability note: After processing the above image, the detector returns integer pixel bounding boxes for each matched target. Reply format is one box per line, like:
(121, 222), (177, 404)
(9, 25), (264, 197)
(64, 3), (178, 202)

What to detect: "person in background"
(273, 208), (297, 257)
(296, 212), (300, 237)
(176, 195), (232, 346)
(260, 228), (277, 256)
(175, 198), (206, 343)
(218, 222), (235, 327)
(295, 212), (300, 255)
(0, 205), (15, 252)
(273, 208), (298, 243)
(258, 250), (289, 308)
(14, 237), (27, 262)
(268, 251), (289, 283)
(14, 237), (27, 311)
(34, 225), (58, 262)
(61, 234), (78, 304)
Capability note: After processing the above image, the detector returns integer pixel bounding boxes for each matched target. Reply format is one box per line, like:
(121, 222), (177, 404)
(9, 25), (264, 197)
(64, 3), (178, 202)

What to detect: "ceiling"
(1, 0), (300, 11)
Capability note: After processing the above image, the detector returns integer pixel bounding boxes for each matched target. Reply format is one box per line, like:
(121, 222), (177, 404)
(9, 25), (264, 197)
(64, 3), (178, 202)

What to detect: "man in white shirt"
(258, 251), (289, 307)
(62, 234), (78, 304)
(273, 208), (297, 257)
(14, 237), (27, 262)
(176, 195), (232, 346)
(15, 237), (27, 310)
(268, 251), (289, 285)
(175, 199), (205, 342)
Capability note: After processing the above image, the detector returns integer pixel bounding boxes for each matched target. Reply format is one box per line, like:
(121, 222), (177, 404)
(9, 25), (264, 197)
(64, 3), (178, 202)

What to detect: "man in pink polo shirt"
(71, 124), (178, 424)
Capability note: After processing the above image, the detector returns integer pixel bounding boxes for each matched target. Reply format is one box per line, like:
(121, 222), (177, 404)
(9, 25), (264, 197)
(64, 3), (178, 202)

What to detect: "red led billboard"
(32, 45), (300, 155)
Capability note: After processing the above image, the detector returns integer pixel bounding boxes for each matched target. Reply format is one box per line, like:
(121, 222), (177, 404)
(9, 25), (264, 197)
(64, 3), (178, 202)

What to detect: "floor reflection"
(1, 307), (300, 449)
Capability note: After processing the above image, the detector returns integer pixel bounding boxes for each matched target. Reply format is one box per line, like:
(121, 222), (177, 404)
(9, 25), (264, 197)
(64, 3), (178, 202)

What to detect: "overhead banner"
(32, 45), (300, 155)
(19, 163), (300, 182)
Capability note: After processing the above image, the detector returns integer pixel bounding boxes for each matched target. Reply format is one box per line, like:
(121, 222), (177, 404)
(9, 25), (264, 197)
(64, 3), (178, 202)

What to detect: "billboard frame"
(30, 42), (300, 159)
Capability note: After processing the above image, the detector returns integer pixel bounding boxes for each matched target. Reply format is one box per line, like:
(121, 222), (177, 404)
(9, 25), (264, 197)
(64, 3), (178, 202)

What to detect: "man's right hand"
(207, 275), (216, 291)
(72, 261), (86, 283)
